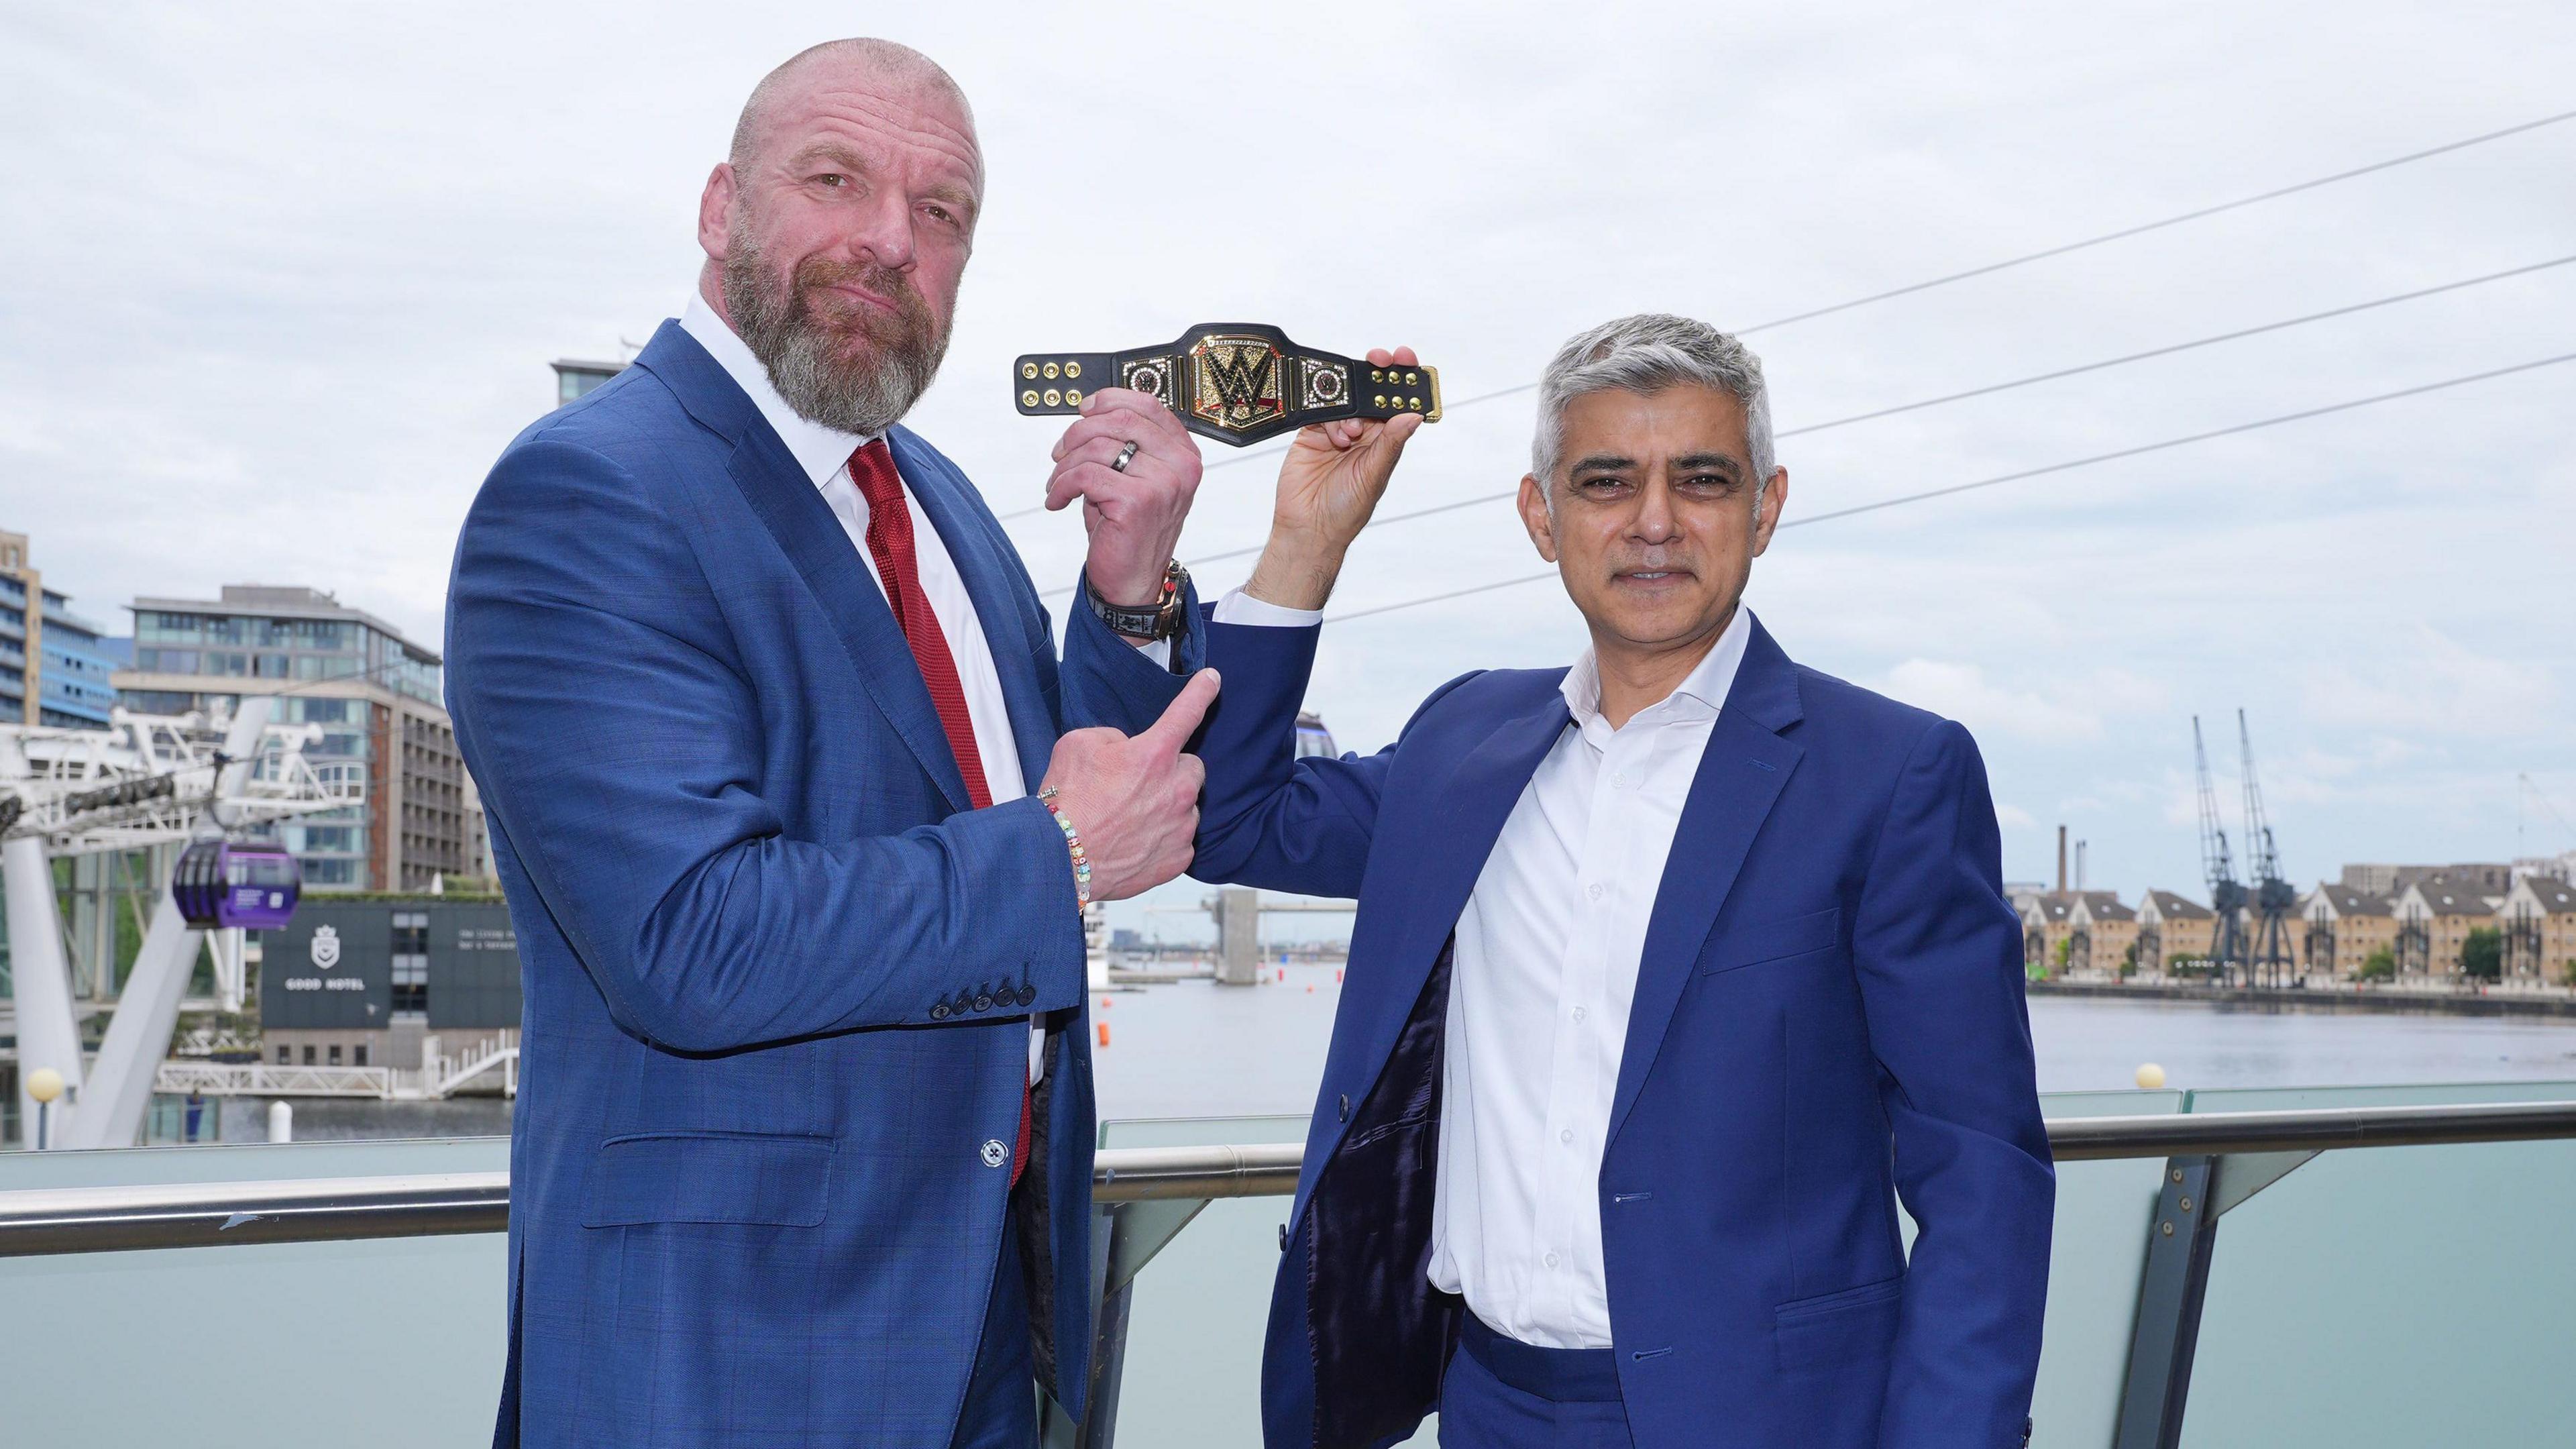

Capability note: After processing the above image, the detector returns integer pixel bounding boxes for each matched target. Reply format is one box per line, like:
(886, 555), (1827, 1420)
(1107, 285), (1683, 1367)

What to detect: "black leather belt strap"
(1012, 323), (1441, 446)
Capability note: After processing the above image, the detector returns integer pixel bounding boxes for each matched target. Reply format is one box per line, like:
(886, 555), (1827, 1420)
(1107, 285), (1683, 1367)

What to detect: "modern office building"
(0, 528), (122, 728)
(549, 358), (626, 408)
(260, 896), (520, 1070)
(113, 584), (474, 892)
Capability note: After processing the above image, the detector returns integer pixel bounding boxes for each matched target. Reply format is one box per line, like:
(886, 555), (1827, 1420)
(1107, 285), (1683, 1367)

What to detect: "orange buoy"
(1097, 1022), (1111, 1048)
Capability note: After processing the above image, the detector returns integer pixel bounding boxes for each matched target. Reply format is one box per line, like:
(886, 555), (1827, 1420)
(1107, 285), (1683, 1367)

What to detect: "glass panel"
(0, 1137), (509, 1448)
(2177, 1079), (2576, 1448)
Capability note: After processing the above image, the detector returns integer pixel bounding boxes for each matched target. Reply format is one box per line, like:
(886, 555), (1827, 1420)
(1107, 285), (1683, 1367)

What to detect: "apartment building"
(2136, 890), (2216, 971)
(2298, 883), (2399, 979)
(113, 584), (472, 892)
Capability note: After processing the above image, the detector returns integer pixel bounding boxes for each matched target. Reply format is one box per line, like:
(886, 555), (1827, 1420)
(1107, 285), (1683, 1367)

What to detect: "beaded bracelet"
(1036, 786), (1091, 908)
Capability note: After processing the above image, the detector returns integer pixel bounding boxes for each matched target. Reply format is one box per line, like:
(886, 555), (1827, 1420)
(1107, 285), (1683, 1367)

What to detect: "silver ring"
(1110, 441), (1140, 474)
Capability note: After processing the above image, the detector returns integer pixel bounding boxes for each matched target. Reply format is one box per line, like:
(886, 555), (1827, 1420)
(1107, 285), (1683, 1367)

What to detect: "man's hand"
(1242, 346), (1424, 611)
(1047, 387), (1203, 610)
(1037, 668), (1220, 901)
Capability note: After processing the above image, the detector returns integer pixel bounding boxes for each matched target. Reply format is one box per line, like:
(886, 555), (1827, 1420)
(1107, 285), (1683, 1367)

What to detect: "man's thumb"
(1140, 668), (1222, 750)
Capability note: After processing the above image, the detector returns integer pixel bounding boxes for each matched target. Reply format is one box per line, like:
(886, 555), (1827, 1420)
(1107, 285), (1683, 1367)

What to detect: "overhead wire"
(1314, 350), (2576, 624)
(1032, 253), (2576, 597)
(991, 105), (2576, 524)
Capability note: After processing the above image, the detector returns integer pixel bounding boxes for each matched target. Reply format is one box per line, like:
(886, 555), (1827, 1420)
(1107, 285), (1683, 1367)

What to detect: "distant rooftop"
(129, 584), (436, 661)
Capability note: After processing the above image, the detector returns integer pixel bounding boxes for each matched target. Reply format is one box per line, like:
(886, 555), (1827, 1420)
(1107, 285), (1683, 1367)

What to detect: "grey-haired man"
(1161, 315), (2053, 1447)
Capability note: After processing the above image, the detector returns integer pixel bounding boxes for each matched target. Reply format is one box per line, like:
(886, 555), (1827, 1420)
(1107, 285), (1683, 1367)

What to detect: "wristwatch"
(1085, 560), (1191, 642)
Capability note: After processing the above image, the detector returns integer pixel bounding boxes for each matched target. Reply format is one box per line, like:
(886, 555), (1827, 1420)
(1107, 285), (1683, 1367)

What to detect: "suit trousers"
(1438, 1313), (1636, 1449)
(948, 1214), (1036, 1449)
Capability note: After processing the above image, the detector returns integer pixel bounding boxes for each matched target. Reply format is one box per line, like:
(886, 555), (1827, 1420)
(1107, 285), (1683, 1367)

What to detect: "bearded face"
(721, 217), (954, 437)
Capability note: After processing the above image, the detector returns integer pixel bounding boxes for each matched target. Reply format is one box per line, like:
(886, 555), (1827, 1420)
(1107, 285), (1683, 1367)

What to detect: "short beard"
(721, 229), (951, 436)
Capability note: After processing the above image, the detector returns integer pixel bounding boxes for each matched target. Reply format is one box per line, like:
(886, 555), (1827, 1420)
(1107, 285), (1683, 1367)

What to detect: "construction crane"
(2192, 716), (2247, 982)
(2238, 709), (2298, 989)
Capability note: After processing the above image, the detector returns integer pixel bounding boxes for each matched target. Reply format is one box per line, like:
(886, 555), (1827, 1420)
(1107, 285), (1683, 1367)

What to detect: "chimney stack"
(2057, 826), (2068, 894)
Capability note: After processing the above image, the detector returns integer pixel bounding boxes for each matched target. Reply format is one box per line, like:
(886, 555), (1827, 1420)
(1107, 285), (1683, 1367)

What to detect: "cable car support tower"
(1, 695), (361, 1149)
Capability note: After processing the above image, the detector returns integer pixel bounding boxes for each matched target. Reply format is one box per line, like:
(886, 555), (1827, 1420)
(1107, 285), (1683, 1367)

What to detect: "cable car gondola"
(173, 840), (301, 930)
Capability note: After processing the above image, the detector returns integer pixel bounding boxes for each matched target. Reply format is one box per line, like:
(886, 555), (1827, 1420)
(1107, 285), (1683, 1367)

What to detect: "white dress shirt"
(1218, 589), (1754, 1348)
(684, 293), (1081, 1083)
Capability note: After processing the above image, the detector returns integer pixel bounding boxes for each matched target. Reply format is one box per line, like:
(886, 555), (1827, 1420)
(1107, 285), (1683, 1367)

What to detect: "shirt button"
(1587, 883), (1605, 902)
(1611, 771), (1629, 789)
(1572, 1006), (1587, 1022)
(1560, 1128), (1574, 1144)
(1544, 1252), (1560, 1268)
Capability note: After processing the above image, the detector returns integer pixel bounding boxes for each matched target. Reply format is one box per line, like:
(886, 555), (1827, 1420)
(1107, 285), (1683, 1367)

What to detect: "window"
(278, 1045), (291, 1064)
(328, 1044), (343, 1066)
(354, 1043), (369, 1067)
(392, 911), (430, 1016)
(255, 653), (290, 678)
(302, 1045), (316, 1065)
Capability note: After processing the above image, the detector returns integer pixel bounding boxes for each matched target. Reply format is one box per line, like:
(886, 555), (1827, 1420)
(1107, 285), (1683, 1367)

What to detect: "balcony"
(4, 1081), (2575, 1447)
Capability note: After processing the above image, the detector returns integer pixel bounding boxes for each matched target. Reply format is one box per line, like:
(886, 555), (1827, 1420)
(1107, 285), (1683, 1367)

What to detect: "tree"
(2359, 947), (2396, 982)
(2461, 927), (2503, 981)
(2121, 941), (2139, 979)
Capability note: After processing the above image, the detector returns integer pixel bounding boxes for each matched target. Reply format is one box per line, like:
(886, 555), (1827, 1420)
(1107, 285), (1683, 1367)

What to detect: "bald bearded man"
(447, 40), (1218, 1448)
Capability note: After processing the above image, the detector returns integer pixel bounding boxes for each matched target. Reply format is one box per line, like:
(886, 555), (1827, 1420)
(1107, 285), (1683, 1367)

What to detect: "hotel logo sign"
(309, 924), (341, 971)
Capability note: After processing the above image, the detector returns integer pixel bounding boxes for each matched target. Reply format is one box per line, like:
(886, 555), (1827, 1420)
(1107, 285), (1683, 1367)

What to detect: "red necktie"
(849, 440), (1032, 1187)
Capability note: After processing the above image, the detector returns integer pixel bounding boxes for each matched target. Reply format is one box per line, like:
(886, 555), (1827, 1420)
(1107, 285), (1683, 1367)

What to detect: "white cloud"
(2302, 626), (2559, 739)
(1881, 659), (2104, 743)
(1996, 802), (2038, 830)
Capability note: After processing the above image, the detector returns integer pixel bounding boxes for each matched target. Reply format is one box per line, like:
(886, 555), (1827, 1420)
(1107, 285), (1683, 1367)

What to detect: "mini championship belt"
(1013, 323), (1441, 446)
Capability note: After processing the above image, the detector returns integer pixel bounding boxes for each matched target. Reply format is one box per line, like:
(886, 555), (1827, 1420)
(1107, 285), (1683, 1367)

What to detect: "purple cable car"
(173, 841), (301, 930)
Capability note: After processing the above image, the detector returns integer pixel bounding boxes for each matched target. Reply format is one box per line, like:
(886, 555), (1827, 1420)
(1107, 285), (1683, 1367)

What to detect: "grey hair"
(1530, 313), (1778, 521)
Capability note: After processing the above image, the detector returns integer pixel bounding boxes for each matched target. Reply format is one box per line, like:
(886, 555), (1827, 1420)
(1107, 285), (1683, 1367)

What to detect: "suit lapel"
(636, 323), (974, 814)
(1606, 619), (1807, 1146)
(1344, 688), (1574, 1097)
(891, 427), (1057, 790)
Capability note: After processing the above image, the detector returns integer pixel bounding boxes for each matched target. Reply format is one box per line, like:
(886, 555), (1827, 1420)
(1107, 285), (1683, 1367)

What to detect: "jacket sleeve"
(445, 437), (1085, 1054)
(1184, 617), (1477, 901)
(1851, 719), (2055, 1447)
(1052, 568), (1207, 737)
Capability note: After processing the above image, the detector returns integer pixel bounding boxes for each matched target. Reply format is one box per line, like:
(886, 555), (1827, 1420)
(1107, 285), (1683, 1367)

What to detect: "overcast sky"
(5, 3), (2572, 936)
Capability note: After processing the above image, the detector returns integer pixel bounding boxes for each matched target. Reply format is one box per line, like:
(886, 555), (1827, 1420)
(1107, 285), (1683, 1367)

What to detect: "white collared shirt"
(1216, 590), (1755, 1346)
(1428, 605), (1753, 1347)
(680, 293), (1049, 1081)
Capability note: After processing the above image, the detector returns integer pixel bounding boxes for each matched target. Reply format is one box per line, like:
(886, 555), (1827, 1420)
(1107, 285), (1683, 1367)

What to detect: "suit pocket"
(1699, 905), (1841, 975)
(1772, 1273), (1904, 1374)
(580, 1130), (834, 1227)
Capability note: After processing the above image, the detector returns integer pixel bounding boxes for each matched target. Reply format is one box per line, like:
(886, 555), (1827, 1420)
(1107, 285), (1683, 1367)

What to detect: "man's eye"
(815, 174), (846, 188)
(924, 203), (955, 224)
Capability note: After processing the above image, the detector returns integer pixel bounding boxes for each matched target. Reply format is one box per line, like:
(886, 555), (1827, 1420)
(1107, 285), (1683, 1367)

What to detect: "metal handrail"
(6, 1100), (2575, 1258)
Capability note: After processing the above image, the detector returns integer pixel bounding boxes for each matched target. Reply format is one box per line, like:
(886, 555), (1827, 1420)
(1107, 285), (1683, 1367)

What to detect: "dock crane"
(2238, 709), (2298, 989)
(2192, 716), (2248, 981)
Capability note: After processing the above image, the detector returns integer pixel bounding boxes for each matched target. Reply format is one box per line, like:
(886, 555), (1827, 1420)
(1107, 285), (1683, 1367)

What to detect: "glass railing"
(4, 1084), (2575, 1448)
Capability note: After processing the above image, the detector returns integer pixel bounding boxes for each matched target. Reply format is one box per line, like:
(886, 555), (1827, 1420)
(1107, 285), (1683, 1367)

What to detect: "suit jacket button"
(930, 1004), (951, 1020)
(1018, 985), (1038, 1008)
(974, 993), (994, 1012)
(981, 1138), (1009, 1169)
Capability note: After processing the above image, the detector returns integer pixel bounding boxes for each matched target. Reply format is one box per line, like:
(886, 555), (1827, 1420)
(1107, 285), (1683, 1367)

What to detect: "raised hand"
(1036, 668), (1220, 901)
(1242, 345), (1424, 610)
(1047, 387), (1203, 610)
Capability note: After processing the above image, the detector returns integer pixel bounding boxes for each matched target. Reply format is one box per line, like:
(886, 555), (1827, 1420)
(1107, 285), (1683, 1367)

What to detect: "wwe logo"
(1201, 344), (1276, 407)
(1191, 335), (1285, 432)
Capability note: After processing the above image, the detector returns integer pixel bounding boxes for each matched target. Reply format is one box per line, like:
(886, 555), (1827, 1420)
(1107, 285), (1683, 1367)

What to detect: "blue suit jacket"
(444, 321), (1197, 1448)
(1175, 613), (2050, 1449)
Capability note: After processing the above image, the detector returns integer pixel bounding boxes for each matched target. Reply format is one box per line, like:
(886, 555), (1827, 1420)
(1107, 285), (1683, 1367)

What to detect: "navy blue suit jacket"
(444, 321), (1197, 1447)
(1176, 612), (2050, 1449)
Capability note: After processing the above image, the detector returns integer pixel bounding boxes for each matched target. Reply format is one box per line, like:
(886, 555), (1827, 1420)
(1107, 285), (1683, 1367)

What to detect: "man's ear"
(1517, 474), (1560, 563)
(697, 163), (737, 260)
(1749, 468), (1788, 557)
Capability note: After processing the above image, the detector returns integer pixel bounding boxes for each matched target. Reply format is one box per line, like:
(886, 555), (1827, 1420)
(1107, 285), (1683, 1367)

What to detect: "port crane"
(2192, 716), (2248, 981)
(2237, 710), (2298, 988)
